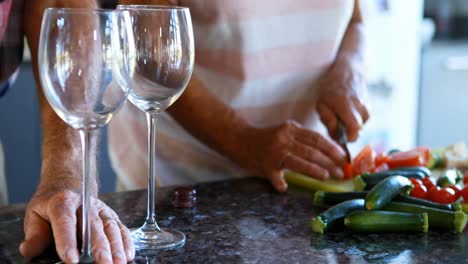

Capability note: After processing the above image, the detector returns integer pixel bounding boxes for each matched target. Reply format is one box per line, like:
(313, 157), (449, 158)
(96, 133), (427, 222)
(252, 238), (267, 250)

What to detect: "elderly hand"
(234, 120), (346, 192)
(20, 188), (134, 264)
(316, 54), (369, 142)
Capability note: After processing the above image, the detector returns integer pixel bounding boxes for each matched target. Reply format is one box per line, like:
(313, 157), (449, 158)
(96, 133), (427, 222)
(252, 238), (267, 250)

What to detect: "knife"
(336, 120), (352, 163)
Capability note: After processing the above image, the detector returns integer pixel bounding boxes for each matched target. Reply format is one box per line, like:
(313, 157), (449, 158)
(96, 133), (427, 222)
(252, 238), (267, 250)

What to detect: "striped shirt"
(0, 0), (24, 97)
(109, 0), (354, 190)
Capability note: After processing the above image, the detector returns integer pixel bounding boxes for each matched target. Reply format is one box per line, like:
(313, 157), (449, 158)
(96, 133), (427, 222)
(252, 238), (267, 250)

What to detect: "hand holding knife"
(336, 120), (352, 164)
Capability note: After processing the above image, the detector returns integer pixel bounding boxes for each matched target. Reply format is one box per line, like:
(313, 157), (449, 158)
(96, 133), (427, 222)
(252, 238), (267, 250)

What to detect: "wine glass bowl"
(38, 8), (127, 263)
(114, 5), (194, 252)
(115, 5), (194, 113)
(40, 9), (127, 130)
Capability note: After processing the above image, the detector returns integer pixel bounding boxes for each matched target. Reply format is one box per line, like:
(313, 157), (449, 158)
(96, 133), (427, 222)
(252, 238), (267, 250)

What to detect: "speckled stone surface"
(1, 177), (468, 263)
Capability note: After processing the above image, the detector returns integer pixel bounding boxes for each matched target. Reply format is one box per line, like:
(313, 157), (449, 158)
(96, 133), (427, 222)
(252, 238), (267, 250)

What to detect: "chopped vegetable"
(352, 144), (376, 176)
(342, 163), (354, 180)
(387, 149), (428, 168)
(284, 171), (355, 192)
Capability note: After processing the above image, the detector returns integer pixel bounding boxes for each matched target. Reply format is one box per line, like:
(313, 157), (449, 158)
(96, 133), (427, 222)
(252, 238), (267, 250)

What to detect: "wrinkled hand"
(20, 189), (134, 264)
(236, 120), (346, 192)
(316, 56), (369, 142)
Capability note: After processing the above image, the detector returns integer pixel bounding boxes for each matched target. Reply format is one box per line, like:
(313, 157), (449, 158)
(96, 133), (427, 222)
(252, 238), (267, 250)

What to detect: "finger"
(269, 170), (288, 192)
(283, 155), (329, 180)
(48, 194), (80, 264)
(317, 102), (338, 139)
(20, 212), (53, 258)
(118, 221), (135, 261)
(290, 141), (343, 179)
(293, 127), (345, 165)
(106, 210), (135, 261)
(352, 96), (370, 124)
(90, 212), (113, 264)
(99, 210), (127, 264)
(337, 100), (363, 142)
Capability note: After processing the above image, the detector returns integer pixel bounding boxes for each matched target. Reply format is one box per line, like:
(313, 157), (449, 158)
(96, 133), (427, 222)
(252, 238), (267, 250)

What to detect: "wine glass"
(38, 8), (127, 263)
(113, 5), (194, 251)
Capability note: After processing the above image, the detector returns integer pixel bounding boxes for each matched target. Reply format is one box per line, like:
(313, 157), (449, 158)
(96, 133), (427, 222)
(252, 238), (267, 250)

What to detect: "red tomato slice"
(375, 152), (388, 167)
(414, 146), (431, 165)
(352, 144), (376, 176)
(343, 163), (353, 180)
(387, 149), (427, 169)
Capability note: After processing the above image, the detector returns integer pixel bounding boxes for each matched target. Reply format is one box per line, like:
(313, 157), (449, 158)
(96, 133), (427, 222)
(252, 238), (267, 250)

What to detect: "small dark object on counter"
(173, 186), (197, 208)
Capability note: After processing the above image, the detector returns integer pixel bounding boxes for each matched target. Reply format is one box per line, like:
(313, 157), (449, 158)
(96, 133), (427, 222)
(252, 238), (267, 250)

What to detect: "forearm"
(167, 77), (252, 163)
(24, 0), (99, 192)
(335, 0), (365, 64)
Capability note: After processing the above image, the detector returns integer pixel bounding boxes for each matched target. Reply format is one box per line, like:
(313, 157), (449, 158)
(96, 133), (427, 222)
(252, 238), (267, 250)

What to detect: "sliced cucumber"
(284, 171), (355, 192)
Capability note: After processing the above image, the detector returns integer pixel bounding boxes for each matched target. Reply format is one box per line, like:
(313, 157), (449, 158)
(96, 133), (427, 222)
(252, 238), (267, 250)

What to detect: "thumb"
(20, 212), (53, 258)
(270, 171), (288, 193)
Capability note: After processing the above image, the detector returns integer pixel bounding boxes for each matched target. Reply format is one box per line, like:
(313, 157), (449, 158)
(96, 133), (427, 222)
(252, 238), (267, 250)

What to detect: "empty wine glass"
(113, 5), (194, 252)
(39, 8), (127, 263)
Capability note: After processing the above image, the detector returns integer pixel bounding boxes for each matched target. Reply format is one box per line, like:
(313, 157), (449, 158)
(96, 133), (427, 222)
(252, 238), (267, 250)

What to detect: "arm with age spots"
(117, 0), (347, 191)
(317, 0), (369, 142)
(21, 1), (134, 263)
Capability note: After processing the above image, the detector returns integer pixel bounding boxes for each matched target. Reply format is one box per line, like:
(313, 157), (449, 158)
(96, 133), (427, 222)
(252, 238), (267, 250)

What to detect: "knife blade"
(336, 120), (352, 163)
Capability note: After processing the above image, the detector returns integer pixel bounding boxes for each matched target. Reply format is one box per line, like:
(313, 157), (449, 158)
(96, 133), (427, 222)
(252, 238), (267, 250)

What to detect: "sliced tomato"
(375, 152), (388, 167)
(352, 144), (376, 176)
(374, 163), (389, 173)
(343, 163), (354, 180)
(387, 148), (428, 169)
(414, 146), (431, 165)
(410, 184), (427, 199)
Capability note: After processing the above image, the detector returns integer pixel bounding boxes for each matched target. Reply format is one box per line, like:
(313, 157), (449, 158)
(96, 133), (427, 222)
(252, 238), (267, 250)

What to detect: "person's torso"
(0, 0), (24, 97)
(109, 0), (354, 190)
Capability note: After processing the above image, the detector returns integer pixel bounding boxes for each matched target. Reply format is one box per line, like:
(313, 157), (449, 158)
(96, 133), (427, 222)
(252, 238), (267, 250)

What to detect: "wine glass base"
(131, 227), (186, 252)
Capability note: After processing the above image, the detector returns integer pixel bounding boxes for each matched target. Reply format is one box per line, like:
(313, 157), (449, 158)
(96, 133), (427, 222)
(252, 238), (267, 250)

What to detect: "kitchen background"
(1, 0), (467, 204)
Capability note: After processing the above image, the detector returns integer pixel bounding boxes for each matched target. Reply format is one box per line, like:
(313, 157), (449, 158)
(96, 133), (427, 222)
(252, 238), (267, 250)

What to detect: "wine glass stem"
(79, 129), (97, 262)
(145, 112), (161, 231)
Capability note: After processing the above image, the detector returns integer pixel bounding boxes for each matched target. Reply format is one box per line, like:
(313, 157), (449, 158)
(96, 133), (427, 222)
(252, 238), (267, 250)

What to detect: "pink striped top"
(109, 0), (354, 190)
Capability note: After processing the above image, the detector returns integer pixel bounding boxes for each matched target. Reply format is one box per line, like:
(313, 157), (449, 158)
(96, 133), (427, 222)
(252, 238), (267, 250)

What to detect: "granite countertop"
(1, 177), (468, 263)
